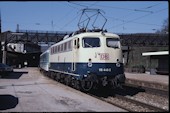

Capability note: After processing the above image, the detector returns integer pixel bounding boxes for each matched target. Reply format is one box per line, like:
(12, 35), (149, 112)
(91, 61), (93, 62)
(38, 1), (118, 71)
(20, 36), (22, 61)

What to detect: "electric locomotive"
(40, 8), (125, 92)
(40, 29), (125, 92)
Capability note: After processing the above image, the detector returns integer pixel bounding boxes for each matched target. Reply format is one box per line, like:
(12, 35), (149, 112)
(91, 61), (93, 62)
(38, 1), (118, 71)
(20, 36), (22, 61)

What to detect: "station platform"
(124, 72), (169, 91)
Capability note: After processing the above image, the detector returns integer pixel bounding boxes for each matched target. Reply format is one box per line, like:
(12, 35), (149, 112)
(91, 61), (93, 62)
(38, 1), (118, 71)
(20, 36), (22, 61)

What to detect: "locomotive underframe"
(40, 68), (126, 91)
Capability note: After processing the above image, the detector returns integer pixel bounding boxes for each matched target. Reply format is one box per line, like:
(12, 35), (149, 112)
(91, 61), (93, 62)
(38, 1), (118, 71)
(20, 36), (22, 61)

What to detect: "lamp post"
(2, 32), (7, 64)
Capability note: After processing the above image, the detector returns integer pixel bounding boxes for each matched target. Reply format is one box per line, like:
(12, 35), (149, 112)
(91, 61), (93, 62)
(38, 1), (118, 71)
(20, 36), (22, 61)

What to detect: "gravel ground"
(104, 96), (155, 112)
(125, 92), (169, 110)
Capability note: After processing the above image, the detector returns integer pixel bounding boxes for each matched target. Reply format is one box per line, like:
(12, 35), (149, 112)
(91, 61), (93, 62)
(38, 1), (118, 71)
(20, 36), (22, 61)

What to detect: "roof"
(142, 51), (169, 56)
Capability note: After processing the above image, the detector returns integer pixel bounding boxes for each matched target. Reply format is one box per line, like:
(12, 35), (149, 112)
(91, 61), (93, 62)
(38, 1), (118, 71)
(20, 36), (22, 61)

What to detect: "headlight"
(116, 62), (120, 67)
(88, 62), (92, 67)
(116, 59), (121, 67)
(88, 58), (92, 67)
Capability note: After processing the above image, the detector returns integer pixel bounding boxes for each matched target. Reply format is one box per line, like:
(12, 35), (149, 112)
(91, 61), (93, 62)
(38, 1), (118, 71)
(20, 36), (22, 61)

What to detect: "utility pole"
(1, 10), (7, 64)
(16, 24), (19, 32)
(51, 20), (54, 31)
(0, 10), (1, 33)
(2, 30), (8, 64)
(2, 40), (7, 64)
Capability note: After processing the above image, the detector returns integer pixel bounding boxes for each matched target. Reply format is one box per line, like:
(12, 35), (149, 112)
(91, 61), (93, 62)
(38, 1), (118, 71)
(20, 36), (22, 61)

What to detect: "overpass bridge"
(1, 30), (168, 47)
(0, 30), (169, 69)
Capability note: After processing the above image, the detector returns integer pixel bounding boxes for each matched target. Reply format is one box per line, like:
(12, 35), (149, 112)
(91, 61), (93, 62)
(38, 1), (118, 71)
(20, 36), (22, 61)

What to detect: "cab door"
(72, 38), (80, 72)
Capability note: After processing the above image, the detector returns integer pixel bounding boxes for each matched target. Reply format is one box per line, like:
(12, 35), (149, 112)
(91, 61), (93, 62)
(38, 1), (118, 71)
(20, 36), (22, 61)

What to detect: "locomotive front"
(77, 32), (126, 91)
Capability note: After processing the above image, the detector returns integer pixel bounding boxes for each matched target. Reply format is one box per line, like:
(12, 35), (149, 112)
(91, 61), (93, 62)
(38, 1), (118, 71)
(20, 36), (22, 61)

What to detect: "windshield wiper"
(85, 43), (93, 47)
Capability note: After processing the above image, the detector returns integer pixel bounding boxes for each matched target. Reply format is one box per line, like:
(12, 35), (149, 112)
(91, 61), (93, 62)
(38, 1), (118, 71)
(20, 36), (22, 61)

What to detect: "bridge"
(0, 30), (168, 47)
(0, 30), (169, 69)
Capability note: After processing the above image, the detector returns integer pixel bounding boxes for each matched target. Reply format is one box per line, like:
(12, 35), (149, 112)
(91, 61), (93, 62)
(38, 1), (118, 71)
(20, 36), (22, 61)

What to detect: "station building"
(142, 51), (169, 75)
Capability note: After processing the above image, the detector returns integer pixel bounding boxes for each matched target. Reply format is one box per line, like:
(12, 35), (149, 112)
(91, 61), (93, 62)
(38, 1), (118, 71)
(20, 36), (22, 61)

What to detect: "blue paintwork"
(49, 62), (124, 79)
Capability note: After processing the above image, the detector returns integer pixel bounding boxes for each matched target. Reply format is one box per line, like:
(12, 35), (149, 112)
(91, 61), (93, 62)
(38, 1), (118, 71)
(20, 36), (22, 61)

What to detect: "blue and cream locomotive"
(40, 29), (126, 91)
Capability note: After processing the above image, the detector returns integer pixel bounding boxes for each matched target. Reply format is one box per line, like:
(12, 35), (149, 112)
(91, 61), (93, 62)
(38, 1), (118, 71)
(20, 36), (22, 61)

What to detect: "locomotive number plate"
(99, 68), (111, 72)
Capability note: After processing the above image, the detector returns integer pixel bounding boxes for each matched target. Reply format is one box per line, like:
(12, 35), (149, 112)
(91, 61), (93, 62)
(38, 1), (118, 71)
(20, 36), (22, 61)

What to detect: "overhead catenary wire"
(108, 8), (168, 30)
(1, 2), (167, 33)
(70, 2), (154, 13)
(140, 3), (161, 9)
(66, 2), (166, 30)
(68, 1), (89, 8)
(60, 2), (101, 31)
(68, 1), (99, 9)
(59, 12), (81, 30)
(52, 4), (79, 29)
(106, 16), (162, 27)
(66, 2), (81, 10)
(102, 2), (163, 27)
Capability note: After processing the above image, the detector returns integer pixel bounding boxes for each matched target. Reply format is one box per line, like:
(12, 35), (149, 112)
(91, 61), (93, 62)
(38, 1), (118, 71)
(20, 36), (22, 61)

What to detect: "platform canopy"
(142, 51), (169, 56)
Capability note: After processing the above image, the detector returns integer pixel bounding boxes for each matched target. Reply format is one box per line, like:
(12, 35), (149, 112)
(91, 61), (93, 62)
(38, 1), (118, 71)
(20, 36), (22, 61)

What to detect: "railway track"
(86, 83), (169, 112)
(123, 83), (169, 98)
(42, 73), (169, 112)
(103, 94), (168, 112)
(125, 78), (168, 91)
(88, 90), (168, 112)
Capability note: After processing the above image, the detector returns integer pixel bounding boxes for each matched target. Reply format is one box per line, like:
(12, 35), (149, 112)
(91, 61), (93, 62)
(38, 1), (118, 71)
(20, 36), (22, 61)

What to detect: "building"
(142, 51), (169, 75)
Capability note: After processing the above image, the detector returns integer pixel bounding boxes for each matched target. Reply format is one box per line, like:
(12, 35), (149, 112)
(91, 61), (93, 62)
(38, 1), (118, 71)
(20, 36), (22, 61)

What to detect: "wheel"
(81, 78), (93, 92)
(55, 72), (60, 81)
(64, 75), (71, 86)
(50, 72), (55, 79)
(60, 73), (64, 83)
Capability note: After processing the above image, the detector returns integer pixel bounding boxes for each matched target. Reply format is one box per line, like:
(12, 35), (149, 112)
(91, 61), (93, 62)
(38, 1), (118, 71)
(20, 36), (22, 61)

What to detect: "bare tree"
(156, 18), (169, 34)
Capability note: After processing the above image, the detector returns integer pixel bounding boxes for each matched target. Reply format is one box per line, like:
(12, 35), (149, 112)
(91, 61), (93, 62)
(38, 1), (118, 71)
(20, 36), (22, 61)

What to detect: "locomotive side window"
(82, 37), (100, 48)
(106, 38), (120, 49)
(50, 48), (53, 54)
(54, 46), (55, 54)
(52, 47), (54, 54)
(70, 40), (72, 51)
(57, 45), (59, 53)
(55, 46), (57, 53)
(51, 40), (73, 54)
(61, 44), (63, 52)
(68, 41), (71, 51)
(67, 40), (72, 51)
(56, 46), (58, 53)
(64, 42), (67, 51)
(77, 38), (80, 49)
(59, 45), (61, 52)
(74, 40), (76, 49)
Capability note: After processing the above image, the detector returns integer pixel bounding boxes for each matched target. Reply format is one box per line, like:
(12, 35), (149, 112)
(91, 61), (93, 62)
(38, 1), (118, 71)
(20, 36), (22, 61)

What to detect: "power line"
(108, 8), (168, 30)
(66, 2), (164, 31)
(2, 20), (50, 26)
(61, 2), (100, 30)
(67, 1), (99, 9)
(103, 2), (165, 29)
(66, 2), (81, 10)
(53, 4), (78, 27)
(106, 16), (162, 27)
(106, 3), (163, 22)
(85, 1), (99, 8)
(73, 2), (154, 13)
(68, 1), (89, 8)
(59, 13), (81, 30)
(140, 3), (161, 9)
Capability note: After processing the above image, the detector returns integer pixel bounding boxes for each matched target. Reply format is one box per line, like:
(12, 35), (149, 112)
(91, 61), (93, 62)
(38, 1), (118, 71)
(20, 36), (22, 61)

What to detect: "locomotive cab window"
(106, 38), (120, 49)
(82, 37), (100, 48)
